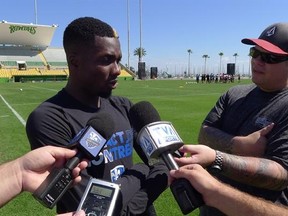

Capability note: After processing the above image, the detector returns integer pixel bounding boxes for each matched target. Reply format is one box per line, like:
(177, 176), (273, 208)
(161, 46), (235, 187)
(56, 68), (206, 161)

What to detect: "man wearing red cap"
(192, 22), (288, 216)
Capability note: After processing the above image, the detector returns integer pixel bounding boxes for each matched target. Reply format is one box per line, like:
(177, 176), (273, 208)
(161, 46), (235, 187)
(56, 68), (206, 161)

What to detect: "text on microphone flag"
(147, 122), (182, 146)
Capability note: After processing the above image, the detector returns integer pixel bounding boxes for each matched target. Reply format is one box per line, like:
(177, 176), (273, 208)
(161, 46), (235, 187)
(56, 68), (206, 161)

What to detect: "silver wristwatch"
(208, 150), (223, 173)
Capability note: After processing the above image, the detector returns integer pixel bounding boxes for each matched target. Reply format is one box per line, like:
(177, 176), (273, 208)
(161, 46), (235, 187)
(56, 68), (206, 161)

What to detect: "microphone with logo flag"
(129, 101), (204, 215)
(33, 112), (114, 209)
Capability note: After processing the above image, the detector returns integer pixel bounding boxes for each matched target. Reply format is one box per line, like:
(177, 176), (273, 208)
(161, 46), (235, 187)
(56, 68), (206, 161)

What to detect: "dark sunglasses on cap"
(249, 47), (288, 64)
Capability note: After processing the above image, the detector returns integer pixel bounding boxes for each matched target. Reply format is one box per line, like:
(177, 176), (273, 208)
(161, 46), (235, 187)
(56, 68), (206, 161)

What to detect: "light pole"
(139, 0), (142, 62)
(137, 0), (145, 79)
(34, 0), (38, 24)
(127, 0), (130, 69)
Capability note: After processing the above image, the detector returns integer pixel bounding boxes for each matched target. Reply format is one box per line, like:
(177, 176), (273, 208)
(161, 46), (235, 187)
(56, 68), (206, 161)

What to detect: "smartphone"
(77, 178), (120, 216)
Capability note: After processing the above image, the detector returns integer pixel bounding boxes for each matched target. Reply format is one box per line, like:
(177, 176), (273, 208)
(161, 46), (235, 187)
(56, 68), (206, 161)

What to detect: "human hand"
(57, 210), (85, 216)
(170, 164), (222, 206)
(19, 146), (88, 193)
(174, 145), (216, 168)
(231, 123), (274, 156)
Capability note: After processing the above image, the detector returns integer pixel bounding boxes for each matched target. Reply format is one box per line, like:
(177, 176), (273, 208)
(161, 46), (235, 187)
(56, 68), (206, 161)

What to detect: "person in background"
(0, 145), (87, 216)
(169, 162), (288, 216)
(197, 22), (288, 215)
(26, 17), (169, 215)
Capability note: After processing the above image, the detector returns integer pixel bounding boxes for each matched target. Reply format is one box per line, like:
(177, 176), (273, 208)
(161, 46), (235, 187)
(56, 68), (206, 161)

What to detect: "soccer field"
(0, 79), (252, 216)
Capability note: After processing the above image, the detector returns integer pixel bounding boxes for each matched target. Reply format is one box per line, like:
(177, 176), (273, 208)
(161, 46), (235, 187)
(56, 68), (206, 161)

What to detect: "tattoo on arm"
(199, 126), (233, 153)
(222, 153), (288, 190)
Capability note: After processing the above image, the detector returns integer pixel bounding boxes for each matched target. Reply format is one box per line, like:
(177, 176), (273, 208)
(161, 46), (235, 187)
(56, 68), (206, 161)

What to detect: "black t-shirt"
(26, 89), (168, 214)
(200, 84), (288, 216)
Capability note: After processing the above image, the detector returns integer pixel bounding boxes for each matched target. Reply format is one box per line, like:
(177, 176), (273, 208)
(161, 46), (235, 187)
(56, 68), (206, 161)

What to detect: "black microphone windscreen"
(87, 112), (115, 139)
(129, 101), (161, 132)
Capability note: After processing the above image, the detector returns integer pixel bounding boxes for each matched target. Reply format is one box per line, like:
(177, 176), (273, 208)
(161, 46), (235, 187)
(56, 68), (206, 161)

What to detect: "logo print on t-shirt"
(110, 165), (125, 182)
(255, 116), (272, 128)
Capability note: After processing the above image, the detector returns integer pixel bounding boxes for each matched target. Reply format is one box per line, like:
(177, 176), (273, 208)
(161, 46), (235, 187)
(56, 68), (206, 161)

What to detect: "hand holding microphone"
(129, 101), (204, 215)
(33, 112), (114, 209)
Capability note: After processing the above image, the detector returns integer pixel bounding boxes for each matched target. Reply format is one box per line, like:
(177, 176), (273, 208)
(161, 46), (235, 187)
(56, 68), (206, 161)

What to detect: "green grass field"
(0, 78), (252, 216)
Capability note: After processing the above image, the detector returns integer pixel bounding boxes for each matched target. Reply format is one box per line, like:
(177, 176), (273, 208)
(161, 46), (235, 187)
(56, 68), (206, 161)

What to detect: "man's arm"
(221, 152), (288, 190)
(198, 125), (234, 152)
(0, 146), (87, 207)
(215, 182), (288, 216)
(198, 123), (274, 157)
(0, 158), (23, 207)
(175, 145), (288, 190)
(170, 164), (288, 216)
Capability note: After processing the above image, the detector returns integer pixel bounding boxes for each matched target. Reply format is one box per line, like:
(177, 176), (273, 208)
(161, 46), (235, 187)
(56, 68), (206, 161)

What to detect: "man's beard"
(99, 90), (112, 98)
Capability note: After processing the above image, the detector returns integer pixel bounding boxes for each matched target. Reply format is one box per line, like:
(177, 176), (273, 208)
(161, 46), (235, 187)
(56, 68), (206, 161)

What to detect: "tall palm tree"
(233, 53), (239, 74)
(134, 47), (146, 62)
(187, 49), (192, 77)
(202, 54), (210, 74)
(219, 52), (224, 73)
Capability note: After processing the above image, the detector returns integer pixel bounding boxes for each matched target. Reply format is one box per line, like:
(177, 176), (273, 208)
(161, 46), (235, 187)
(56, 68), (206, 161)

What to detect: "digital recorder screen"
(90, 184), (113, 198)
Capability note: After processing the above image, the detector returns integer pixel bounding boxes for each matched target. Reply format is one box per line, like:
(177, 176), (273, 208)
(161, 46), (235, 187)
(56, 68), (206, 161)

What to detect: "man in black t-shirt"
(26, 17), (169, 215)
(193, 22), (288, 216)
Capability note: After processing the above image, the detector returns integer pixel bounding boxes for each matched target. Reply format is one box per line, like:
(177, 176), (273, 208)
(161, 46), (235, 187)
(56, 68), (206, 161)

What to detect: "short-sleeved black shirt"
(26, 89), (168, 215)
(200, 84), (288, 216)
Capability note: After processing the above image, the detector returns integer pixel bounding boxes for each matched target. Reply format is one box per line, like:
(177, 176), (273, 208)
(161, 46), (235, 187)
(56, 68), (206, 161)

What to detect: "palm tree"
(187, 49), (192, 77)
(219, 52), (224, 73)
(202, 54), (210, 74)
(233, 53), (239, 74)
(134, 47), (146, 62)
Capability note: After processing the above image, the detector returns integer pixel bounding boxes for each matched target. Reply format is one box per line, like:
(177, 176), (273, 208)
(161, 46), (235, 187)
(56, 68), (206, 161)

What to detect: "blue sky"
(2, 0), (288, 75)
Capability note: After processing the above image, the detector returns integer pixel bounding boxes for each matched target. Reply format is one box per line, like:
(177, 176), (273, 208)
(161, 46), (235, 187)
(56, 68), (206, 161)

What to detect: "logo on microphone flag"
(80, 126), (107, 158)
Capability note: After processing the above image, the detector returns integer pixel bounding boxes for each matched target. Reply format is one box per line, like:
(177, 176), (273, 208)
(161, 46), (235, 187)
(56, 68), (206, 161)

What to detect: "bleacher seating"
(0, 68), (12, 78)
(10, 68), (40, 76)
(119, 69), (132, 77)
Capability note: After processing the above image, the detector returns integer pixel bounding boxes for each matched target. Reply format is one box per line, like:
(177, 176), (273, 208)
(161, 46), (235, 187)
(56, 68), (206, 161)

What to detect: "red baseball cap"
(242, 23), (288, 55)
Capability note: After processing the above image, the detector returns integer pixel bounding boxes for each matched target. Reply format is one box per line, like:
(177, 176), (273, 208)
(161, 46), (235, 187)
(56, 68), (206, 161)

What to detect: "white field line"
(0, 95), (26, 127)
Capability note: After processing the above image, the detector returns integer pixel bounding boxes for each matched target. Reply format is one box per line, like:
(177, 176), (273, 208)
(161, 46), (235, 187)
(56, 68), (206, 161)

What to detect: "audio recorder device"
(77, 178), (120, 216)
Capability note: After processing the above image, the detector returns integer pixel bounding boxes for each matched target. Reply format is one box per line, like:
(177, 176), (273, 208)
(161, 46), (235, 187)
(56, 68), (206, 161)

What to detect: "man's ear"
(68, 54), (79, 69)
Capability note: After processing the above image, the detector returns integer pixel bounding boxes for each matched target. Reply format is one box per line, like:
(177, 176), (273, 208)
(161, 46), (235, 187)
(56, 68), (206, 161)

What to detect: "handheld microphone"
(129, 101), (204, 215)
(33, 112), (114, 209)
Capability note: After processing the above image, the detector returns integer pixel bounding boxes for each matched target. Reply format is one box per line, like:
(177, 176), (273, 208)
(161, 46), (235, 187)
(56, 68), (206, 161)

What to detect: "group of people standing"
(195, 73), (237, 83)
